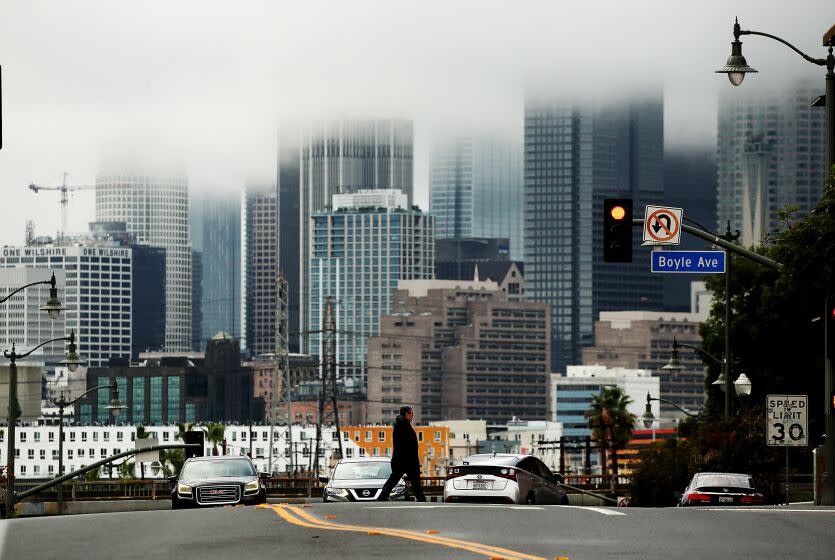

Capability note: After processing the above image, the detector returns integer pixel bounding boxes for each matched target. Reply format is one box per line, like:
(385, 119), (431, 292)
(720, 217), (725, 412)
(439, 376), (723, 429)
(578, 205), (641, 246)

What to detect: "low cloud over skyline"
(0, 0), (832, 244)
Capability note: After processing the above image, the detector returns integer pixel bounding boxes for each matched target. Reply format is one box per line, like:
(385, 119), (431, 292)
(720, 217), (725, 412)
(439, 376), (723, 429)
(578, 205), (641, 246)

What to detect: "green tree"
(585, 386), (635, 476)
(203, 422), (226, 456)
(118, 460), (136, 479)
(700, 167), (835, 436)
(630, 438), (692, 507)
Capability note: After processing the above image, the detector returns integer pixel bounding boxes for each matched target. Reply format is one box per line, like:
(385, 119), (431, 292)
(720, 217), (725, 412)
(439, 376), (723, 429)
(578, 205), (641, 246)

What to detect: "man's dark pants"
(378, 466), (427, 501)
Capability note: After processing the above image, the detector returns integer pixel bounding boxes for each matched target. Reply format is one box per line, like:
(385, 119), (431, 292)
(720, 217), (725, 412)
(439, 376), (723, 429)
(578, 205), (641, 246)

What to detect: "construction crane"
(27, 172), (96, 240)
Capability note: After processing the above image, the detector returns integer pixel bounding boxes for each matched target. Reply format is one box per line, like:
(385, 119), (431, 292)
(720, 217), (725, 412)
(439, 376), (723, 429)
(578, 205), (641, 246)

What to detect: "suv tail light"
(740, 493), (764, 504)
(687, 492), (711, 503)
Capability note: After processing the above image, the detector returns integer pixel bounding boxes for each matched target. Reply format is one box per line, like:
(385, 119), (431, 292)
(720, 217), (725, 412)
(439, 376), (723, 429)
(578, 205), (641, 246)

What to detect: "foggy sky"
(0, 0), (832, 245)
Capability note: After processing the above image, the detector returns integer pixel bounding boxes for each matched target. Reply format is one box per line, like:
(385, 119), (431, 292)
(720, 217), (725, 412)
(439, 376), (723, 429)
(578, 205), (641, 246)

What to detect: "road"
(2, 502), (834, 560)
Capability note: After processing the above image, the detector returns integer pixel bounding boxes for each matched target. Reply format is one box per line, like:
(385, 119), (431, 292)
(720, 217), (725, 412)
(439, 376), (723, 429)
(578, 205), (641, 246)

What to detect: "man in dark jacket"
(377, 405), (426, 501)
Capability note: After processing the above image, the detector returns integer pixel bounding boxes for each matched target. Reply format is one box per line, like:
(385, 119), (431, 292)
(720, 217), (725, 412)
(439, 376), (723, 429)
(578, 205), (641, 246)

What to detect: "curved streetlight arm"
(0, 273), (56, 305)
(4, 335), (70, 362)
(52, 383), (115, 409)
(674, 341), (725, 367)
(650, 396), (698, 418)
(736, 22), (829, 67)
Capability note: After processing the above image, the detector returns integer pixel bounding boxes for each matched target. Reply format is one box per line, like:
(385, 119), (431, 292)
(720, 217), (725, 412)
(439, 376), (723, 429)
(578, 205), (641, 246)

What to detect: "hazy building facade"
(1, 244), (132, 368)
(581, 310), (706, 422)
(278, 144), (302, 353)
(298, 120), (414, 353)
(717, 82), (826, 247)
(309, 190), (433, 392)
(242, 184), (277, 357)
(430, 136), (524, 258)
(367, 280), (550, 426)
(663, 150), (717, 311)
(523, 97), (665, 372)
(76, 333), (263, 424)
(192, 191), (242, 349)
(96, 170), (192, 351)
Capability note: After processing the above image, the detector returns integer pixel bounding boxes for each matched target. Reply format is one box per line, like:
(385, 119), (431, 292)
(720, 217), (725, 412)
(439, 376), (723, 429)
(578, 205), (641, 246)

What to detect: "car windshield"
(332, 461), (392, 480)
(180, 459), (256, 479)
(696, 474), (753, 489)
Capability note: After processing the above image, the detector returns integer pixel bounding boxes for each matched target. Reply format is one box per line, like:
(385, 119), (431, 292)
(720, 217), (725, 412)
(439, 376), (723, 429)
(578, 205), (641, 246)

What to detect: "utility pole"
(313, 296), (344, 474)
(269, 272), (292, 475)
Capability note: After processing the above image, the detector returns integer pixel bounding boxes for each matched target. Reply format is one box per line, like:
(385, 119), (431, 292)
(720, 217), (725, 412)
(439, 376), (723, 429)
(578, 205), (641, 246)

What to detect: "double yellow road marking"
(258, 503), (553, 560)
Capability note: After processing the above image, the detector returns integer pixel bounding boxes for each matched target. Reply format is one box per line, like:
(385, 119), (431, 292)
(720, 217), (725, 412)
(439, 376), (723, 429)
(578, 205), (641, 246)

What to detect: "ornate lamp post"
(1, 271), (67, 516)
(641, 392), (699, 430)
(716, 19), (834, 175)
(4, 331), (84, 514)
(663, 337), (751, 417)
(51, 377), (124, 514)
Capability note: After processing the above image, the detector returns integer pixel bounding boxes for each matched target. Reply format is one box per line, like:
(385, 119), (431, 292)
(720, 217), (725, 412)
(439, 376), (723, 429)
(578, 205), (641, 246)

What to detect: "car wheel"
(525, 493), (535, 505)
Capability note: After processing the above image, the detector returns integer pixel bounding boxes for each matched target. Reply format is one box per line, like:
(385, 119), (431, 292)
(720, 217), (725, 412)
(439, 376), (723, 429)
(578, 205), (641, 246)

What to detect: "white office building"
(96, 170), (191, 351)
(552, 365), (660, 435)
(0, 424), (343, 479)
(0, 244), (132, 368)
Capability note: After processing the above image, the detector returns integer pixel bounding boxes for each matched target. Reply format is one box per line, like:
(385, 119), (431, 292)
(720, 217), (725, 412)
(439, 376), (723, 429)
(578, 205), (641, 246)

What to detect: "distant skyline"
(1, 1), (833, 244)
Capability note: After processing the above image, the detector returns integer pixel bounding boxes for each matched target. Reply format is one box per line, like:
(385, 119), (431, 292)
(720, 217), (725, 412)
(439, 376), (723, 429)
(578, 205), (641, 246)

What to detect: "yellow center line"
(261, 504), (549, 560)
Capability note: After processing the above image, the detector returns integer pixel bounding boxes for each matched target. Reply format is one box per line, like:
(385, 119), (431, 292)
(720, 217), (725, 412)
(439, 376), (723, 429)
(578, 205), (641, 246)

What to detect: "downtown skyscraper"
(309, 190), (433, 392)
(717, 81), (826, 247)
(191, 190), (241, 349)
(523, 96), (664, 372)
(96, 169), (192, 351)
(429, 135), (524, 259)
(295, 119), (414, 352)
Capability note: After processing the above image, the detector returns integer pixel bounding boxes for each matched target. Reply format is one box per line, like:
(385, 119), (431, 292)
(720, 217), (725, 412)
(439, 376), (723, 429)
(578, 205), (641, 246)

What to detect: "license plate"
(472, 481), (488, 490)
(718, 496), (733, 503)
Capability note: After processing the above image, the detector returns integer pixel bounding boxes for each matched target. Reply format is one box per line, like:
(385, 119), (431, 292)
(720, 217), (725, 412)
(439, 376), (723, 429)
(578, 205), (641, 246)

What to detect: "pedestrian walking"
(378, 405), (427, 502)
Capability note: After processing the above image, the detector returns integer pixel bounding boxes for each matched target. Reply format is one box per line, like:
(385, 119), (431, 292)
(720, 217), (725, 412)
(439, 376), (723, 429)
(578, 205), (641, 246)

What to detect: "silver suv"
(319, 456), (406, 502)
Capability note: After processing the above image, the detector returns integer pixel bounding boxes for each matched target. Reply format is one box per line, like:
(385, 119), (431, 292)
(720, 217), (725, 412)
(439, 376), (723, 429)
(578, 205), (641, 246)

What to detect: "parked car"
(319, 456), (406, 502)
(443, 453), (569, 505)
(678, 472), (764, 506)
(170, 455), (269, 509)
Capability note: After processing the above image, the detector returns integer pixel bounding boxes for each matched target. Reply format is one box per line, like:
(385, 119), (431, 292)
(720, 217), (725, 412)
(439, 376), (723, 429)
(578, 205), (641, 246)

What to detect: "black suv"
(171, 456), (269, 509)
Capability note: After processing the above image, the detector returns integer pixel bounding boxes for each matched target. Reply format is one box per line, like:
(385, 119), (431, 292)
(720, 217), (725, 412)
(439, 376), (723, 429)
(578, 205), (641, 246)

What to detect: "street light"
(51, 378), (123, 514)
(642, 392), (698, 430)
(0, 271), (68, 320)
(716, 18), (835, 179)
(4, 330), (85, 515)
(663, 337), (752, 402)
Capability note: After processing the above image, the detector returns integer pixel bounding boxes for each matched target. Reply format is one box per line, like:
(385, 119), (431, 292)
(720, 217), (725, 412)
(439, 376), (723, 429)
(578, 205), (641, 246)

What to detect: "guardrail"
(10, 474), (633, 502)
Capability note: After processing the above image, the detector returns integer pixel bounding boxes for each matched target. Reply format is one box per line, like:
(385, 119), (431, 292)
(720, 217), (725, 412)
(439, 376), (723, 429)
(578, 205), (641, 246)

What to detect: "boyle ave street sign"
(650, 250), (726, 273)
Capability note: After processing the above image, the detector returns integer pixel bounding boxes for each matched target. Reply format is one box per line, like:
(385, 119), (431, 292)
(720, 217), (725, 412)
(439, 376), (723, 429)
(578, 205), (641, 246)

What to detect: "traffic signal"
(603, 198), (633, 262)
(184, 430), (205, 459)
(827, 296), (835, 360)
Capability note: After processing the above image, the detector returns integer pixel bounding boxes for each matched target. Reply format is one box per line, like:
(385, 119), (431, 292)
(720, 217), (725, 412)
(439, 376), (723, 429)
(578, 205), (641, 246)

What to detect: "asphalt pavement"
(2, 501), (835, 560)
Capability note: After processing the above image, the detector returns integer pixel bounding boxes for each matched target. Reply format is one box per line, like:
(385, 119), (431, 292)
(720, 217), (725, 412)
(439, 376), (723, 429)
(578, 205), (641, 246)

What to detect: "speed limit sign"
(766, 395), (808, 447)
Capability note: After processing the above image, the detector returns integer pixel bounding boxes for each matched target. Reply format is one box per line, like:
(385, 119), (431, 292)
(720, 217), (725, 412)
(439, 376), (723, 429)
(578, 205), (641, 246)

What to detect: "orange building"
(340, 425), (450, 477)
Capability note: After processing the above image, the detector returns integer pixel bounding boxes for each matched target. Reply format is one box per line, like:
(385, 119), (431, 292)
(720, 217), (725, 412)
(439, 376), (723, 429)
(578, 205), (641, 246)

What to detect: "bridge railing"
(10, 474), (633, 502)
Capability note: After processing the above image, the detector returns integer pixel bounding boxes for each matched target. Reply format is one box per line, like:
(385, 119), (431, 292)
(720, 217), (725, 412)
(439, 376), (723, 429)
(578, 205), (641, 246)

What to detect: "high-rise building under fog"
(717, 81), (826, 247)
(523, 96), (665, 372)
(295, 120), (414, 352)
(242, 184), (277, 357)
(430, 136), (524, 259)
(96, 169), (192, 351)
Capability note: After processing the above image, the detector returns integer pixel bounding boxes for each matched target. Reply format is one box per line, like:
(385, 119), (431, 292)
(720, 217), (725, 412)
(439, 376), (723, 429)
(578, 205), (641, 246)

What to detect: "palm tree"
(203, 422), (225, 456)
(585, 387), (636, 476)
